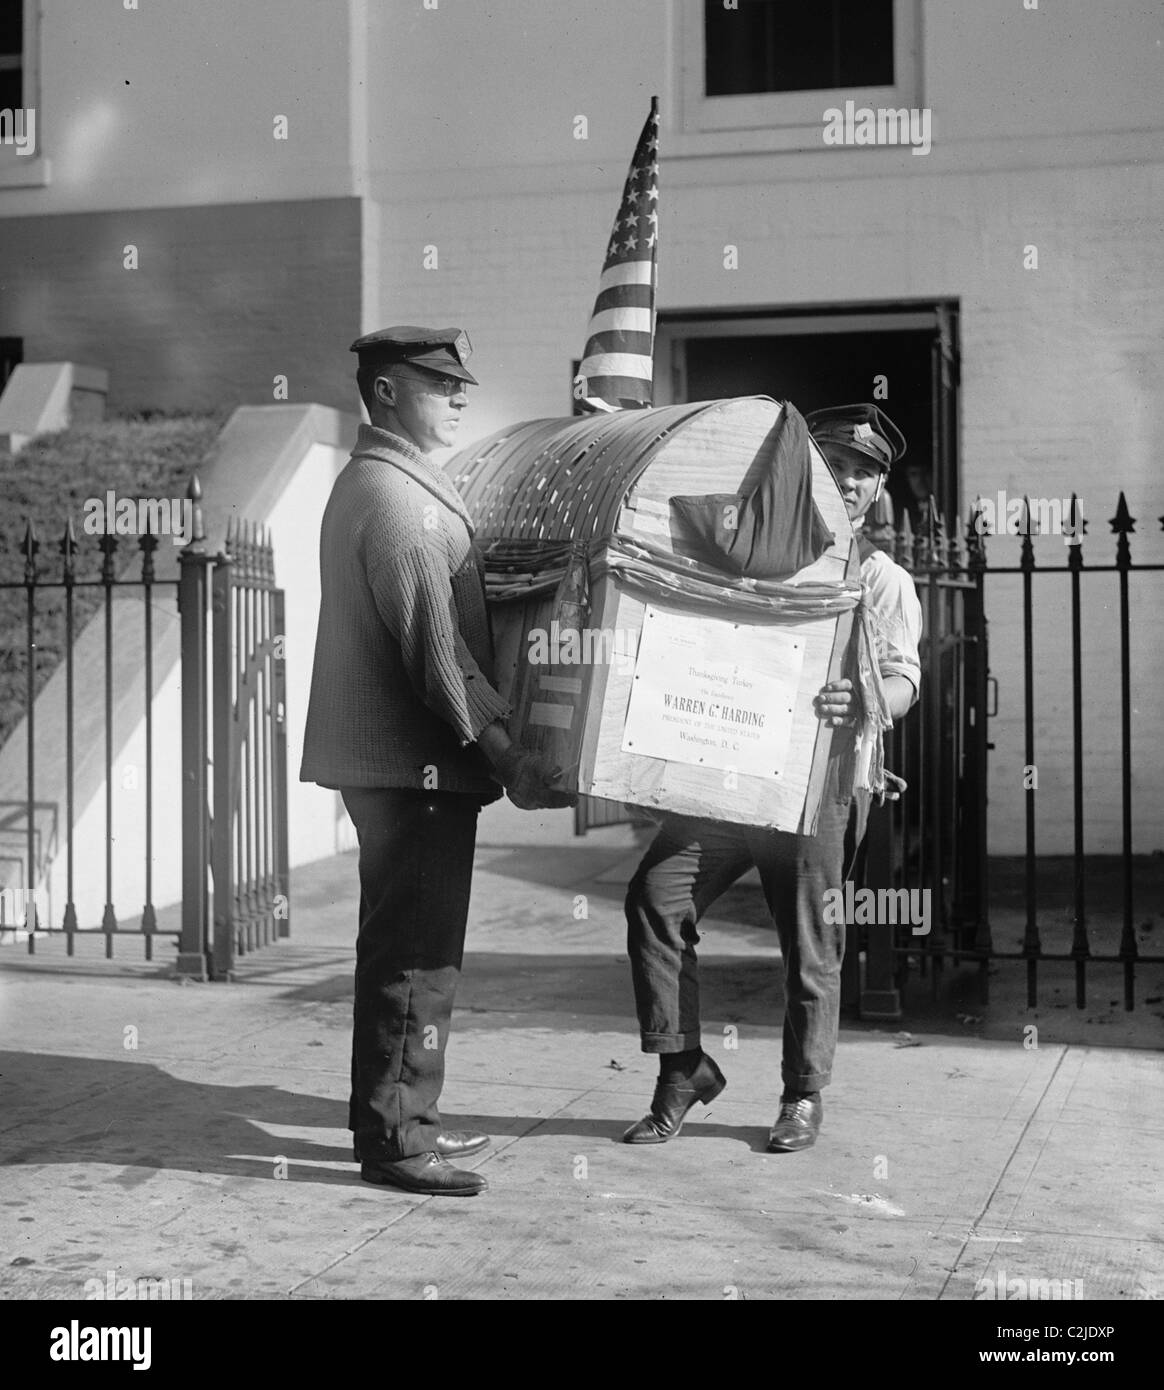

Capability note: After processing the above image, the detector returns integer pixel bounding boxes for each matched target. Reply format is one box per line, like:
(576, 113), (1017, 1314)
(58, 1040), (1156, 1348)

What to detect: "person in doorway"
(300, 326), (574, 1197)
(621, 402), (921, 1153)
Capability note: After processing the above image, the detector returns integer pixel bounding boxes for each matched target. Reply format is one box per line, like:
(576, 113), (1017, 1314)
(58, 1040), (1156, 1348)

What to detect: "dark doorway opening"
(0, 338), (22, 396)
(657, 303), (960, 534)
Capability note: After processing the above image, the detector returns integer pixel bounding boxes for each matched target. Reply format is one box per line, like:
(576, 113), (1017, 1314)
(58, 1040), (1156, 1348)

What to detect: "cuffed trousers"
(339, 787), (482, 1161)
(625, 760), (852, 1093)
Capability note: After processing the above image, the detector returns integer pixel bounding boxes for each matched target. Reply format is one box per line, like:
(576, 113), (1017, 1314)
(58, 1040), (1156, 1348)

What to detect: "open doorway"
(655, 303), (960, 535)
(0, 338), (22, 396)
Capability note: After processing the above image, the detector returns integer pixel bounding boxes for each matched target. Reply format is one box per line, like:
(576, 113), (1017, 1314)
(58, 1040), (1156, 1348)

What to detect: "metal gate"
(847, 494), (1164, 1016)
(0, 478), (288, 979)
(844, 504), (986, 1016)
(178, 510), (290, 980)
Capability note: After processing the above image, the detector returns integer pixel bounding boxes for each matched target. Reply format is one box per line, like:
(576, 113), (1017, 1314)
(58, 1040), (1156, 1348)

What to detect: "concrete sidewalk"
(1, 801), (1161, 1301)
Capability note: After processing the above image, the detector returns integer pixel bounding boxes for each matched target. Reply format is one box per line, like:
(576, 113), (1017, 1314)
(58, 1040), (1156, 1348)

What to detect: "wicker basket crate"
(450, 396), (857, 832)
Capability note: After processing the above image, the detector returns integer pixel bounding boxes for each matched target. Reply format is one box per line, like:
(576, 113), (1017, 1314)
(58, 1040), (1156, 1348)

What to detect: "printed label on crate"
(620, 605), (804, 776)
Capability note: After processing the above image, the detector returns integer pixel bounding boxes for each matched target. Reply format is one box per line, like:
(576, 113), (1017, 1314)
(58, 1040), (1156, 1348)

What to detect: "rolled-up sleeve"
(371, 544), (510, 745)
(862, 554), (923, 704)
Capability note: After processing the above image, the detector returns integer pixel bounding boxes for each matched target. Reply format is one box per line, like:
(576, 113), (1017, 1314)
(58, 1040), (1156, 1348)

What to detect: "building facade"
(1, 0), (1161, 854)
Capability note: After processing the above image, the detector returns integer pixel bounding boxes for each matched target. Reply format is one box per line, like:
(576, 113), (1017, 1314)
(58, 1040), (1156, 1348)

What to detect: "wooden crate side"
(587, 582), (845, 831)
(494, 591), (603, 778)
(490, 595), (544, 707)
(797, 533), (862, 835)
(576, 569), (627, 791)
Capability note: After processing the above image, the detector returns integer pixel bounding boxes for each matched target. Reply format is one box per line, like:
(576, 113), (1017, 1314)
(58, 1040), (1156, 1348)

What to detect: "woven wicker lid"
(448, 401), (727, 543)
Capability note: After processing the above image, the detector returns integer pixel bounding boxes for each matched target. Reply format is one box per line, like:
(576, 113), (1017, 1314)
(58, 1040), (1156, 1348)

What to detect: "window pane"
(0, 2), (23, 59)
(705, 0), (895, 96)
(0, 67), (21, 112)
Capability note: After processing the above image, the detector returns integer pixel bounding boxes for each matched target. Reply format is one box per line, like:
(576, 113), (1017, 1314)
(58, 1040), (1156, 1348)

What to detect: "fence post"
(272, 585), (290, 939)
(1111, 493), (1138, 1009)
(176, 479), (212, 980)
(21, 522), (40, 948)
(965, 504), (992, 1001)
(210, 543), (235, 980)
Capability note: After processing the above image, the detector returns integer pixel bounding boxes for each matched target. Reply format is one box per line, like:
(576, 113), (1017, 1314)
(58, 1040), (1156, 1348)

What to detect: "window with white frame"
(678, 0), (921, 143)
(0, 1), (24, 112)
(0, 0), (43, 179)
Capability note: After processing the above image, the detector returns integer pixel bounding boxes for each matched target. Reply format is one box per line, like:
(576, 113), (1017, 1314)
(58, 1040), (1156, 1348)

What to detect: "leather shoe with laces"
(360, 1151), (488, 1196)
(353, 1131), (490, 1164)
(767, 1092), (823, 1152)
(622, 1053), (727, 1144)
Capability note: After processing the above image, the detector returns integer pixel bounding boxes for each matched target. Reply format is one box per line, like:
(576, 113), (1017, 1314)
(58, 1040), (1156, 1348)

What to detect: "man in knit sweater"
(301, 326), (573, 1197)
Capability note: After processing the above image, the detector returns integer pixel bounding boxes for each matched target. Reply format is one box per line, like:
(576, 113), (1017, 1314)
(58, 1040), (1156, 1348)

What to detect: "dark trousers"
(625, 759), (852, 1093)
(339, 787), (482, 1161)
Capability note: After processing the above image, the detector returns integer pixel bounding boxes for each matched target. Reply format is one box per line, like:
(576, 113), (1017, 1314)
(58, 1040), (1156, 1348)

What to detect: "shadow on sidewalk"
(0, 1051), (358, 1185)
(444, 1109), (773, 1153)
(1, 1052), (773, 1183)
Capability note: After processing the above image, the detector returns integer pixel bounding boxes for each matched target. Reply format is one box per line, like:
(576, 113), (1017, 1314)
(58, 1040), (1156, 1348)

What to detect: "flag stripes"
(585, 308), (654, 337)
(592, 286), (654, 319)
(577, 352), (654, 381)
(577, 98), (659, 410)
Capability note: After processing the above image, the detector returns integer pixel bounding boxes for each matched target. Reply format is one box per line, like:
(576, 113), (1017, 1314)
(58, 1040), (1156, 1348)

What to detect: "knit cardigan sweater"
(299, 424), (509, 797)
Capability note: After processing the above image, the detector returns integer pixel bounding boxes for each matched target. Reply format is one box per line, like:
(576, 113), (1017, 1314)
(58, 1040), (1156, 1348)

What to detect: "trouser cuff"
(357, 1122), (443, 1163)
(782, 1068), (830, 1092)
(640, 1030), (702, 1053)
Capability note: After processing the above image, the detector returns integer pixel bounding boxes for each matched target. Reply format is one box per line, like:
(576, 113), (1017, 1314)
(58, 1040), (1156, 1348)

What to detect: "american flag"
(576, 97), (659, 411)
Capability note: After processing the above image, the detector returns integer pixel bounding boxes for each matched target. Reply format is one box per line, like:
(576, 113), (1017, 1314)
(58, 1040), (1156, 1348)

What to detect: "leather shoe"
(353, 1131), (490, 1164)
(767, 1092), (823, 1152)
(622, 1053), (727, 1143)
(360, 1151), (488, 1196)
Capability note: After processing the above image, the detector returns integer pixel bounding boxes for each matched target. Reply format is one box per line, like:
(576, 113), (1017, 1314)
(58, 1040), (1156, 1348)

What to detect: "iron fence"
(0, 478), (288, 979)
(848, 493), (1164, 1017)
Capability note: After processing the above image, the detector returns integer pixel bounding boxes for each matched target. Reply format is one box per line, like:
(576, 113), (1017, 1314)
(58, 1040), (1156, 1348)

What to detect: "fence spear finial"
(1109, 491), (1134, 533)
(22, 519), (39, 584)
(1110, 491), (1134, 568)
(965, 500), (986, 571)
(896, 507), (914, 571)
(1019, 495), (1036, 572)
(932, 501), (949, 571)
(59, 516), (77, 580)
(185, 475), (205, 545)
(98, 529), (119, 583)
(1066, 492), (1086, 568)
(138, 527), (158, 582)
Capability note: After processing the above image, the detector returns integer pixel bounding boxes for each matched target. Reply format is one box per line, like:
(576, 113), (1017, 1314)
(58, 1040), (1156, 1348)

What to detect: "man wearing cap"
(621, 402), (922, 1155)
(301, 326), (574, 1197)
